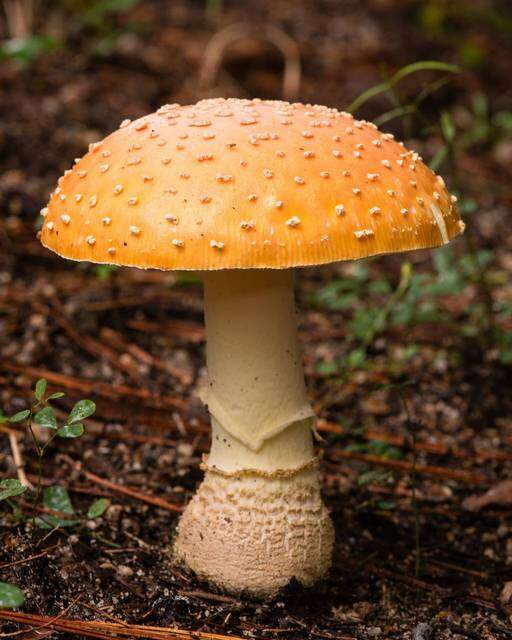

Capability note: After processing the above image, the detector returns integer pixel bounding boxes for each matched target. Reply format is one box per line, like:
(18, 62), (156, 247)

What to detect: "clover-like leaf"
(34, 378), (47, 401)
(67, 400), (96, 424)
(87, 498), (109, 519)
(0, 582), (25, 609)
(8, 410), (30, 423)
(34, 407), (57, 430)
(57, 423), (84, 438)
(47, 392), (65, 400)
(0, 479), (27, 501)
(36, 486), (79, 529)
(43, 485), (74, 515)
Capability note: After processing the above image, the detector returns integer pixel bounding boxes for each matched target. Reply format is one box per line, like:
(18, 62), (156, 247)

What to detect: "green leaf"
(377, 500), (396, 511)
(472, 92), (488, 120)
(315, 361), (340, 376)
(494, 110), (512, 131)
(67, 400), (96, 424)
(57, 423), (84, 438)
(83, 0), (139, 24)
(8, 410), (30, 423)
(440, 111), (456, 142)
(0, 479), (27, 501)
(34, 407), (57, 430)
(47, 392), (65, 400)
(87, 498), (110, 519)
(0, 35), (57, 66)
(345, 442), (370, 454)
(43, 485), (74, 515)
(373, 104), (416, 127)
(368, 279), (392, 295)
(0, 582), (25, 609)
(400, 345), (420, 361)
(34, 379), (47, 401)
(390, 60), (459, 85)
(366, 439), (403, 460)
(93, 264), (118, 280)
(346, 348), (368, 370)
(429, 146), (448, 172)
(347, 80), (393, 114)
(348, 308), (385, 342)
(358, 470), (391, 487)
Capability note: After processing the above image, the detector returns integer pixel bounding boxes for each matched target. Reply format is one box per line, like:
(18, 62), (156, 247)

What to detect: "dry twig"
(329, 448), (488, 485)
(7, 431), (33, 489)
(62, 455), (183, 513)
(0, 362), (188, 412)
(0, 611), (243, 640)
(199, 22), (301, 101)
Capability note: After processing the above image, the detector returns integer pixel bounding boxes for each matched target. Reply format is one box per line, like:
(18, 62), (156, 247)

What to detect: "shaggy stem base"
(174, 465), (334, 597)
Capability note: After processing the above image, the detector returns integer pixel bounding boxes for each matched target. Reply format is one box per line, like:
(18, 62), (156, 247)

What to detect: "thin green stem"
(411, 423), (420, 577)
(399, 391), (421, 577)
(24, 399), (53, 522)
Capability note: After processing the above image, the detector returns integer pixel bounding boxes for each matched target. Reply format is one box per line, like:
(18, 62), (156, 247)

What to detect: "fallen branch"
(365, 564), (449, 596)
(318, 419), (512, 463)
(328, 448), (488, 485)
(100, 326), (192, 386)
(199, 22), (301, 101)
(44, 303), (143, 384)
(0, 362), (188, 412)
(346, 560), (497, 610)
(127, 318), (205, 343)
(0, 594), (82, 638)
(62, 455), (183, 513)
(0, 611), (243, 640)
(0, 470), (110, 500)
(0, 546), (56, 570)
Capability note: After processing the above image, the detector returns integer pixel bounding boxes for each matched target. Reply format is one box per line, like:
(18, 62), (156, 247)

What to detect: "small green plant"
(57, 0), (143, 57)
(430, 93), (512, 173)
(428, 97), (511, 355)
(0, 379), (106, 528)
(397, 387), (422, 578)
(35, 486), (109, 530)
(0, 35), (57, 67)
(312, 261), (413, 377)
(346, 60), (460, 132)
(355, 468), (396, 513)
(312, 239), (510, 376)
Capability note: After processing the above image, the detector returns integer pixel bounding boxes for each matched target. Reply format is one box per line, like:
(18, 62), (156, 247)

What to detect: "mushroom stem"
(174, 269), (333, 597)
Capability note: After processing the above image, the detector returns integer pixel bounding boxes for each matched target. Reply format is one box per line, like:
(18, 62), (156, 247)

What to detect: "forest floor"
(1, 1), (512, 638)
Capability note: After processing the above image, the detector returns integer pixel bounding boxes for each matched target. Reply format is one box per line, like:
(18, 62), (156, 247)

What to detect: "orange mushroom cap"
(40, 98), (464, 270)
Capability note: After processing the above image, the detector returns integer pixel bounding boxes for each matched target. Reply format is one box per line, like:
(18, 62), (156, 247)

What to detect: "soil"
(1, 1), (512, 638)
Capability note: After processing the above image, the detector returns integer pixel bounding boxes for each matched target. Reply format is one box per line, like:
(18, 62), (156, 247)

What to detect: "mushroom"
(39, 98), (464, 597)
